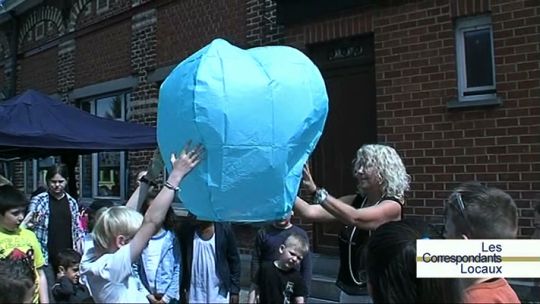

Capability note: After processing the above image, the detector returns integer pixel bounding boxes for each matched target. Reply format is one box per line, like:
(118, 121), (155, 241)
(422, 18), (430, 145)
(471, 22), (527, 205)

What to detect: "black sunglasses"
(445, 192), (473, 238)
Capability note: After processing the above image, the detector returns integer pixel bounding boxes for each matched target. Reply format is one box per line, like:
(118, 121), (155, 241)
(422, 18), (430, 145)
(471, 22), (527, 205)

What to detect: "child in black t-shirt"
(248, 233), (308, 304)
(52, 249), (93, 303)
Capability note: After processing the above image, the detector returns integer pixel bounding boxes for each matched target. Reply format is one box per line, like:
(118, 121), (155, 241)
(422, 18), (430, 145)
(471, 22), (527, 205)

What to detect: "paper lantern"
(157, 38), (328, 221)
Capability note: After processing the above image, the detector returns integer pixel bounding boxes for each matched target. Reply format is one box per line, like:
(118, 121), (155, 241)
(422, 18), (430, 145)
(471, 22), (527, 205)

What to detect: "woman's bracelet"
(164, 181), (180, 192)
(314, 188), (328, 205)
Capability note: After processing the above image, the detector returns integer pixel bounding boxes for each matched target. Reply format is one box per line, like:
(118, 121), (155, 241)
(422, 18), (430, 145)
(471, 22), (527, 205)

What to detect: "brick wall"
(157, 0), (247, 67)
(128, 8), (158, 188)
(284, 6), (375, 50)
(75, 19), (131, 88)
(280, 0), (540, 236)
(18, 47), (58, 93)
(17, 5), (65, 54)
(74, 0), (132, 31)
(58, 40), (76, 98)
(2, 0), (537, 242)
(246, 0), (284, 46)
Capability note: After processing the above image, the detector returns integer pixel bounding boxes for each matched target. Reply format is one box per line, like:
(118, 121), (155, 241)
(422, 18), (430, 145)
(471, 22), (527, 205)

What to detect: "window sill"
(447, 96), (502, 109)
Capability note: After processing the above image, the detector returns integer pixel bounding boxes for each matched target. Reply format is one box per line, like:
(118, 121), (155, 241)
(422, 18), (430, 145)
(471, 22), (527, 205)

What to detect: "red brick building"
(0, 0), (538, 256)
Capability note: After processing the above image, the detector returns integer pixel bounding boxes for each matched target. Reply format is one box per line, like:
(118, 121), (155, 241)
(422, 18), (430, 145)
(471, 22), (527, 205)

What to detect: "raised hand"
(302, 163), (317, 193)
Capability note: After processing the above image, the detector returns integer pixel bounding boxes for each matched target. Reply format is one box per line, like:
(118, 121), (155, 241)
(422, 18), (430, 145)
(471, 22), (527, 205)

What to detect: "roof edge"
(0, 0), (43, 23)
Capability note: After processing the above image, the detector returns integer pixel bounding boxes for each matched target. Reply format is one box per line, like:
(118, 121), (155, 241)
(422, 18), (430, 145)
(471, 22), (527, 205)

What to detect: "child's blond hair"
(92, 206), (143, 252)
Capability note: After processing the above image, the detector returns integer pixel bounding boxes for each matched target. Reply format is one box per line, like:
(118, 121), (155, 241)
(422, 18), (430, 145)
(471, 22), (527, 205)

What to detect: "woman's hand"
(302, 163), (317, 194)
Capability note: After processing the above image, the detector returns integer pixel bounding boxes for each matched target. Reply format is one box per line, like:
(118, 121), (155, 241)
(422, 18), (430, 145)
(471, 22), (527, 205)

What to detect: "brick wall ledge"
(447, 96), (503, 109)
(70, 76), (137, 99)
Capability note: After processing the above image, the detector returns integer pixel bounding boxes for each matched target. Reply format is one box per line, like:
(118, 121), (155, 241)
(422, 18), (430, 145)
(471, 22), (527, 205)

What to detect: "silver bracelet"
(164, 181), (180, 192)
(314, 188), (328, 205)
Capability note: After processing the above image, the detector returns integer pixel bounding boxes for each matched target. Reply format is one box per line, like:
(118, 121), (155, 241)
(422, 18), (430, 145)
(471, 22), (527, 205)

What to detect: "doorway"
(307, 35), (377, 254)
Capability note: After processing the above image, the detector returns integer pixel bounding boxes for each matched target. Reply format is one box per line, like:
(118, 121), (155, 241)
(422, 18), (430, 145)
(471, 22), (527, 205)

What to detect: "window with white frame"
(77, 92), (129, 201)
(455, 15), (496, 102)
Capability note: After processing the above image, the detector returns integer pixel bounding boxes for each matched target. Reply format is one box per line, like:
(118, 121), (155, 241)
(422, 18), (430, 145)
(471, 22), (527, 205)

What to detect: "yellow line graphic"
(416, 256), (540, 262)
(501, 257), (540, 262)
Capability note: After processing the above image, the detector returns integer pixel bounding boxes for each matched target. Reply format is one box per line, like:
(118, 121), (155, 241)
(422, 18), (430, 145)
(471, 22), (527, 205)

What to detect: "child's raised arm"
(129, 142), (203, 262)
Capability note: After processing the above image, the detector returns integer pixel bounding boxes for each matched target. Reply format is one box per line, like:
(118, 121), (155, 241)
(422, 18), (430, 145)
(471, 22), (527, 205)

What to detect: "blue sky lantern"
(157, 38), (328, 222)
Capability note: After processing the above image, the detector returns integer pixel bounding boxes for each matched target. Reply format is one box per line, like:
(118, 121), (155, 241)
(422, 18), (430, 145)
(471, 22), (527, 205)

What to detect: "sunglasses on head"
(445, 192), (473, 238)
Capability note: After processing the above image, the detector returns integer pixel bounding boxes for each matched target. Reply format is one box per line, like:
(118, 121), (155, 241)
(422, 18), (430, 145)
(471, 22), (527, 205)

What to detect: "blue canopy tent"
(0, 89), (157, 196)
(0, 89), (157, 160)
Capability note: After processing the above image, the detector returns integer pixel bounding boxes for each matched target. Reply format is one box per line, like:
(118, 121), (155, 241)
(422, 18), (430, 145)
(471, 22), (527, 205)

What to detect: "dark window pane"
(80, 154), (92, 197)
(24, 161), (33, 195)
(96, 96), (122, 120)
(97, 152), (120, 197)
(464, 28), (494, 88)
(78, 100), (91, 113)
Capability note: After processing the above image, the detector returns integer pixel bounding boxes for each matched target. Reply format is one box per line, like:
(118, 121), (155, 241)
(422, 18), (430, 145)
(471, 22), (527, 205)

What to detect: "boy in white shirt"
(80, 143), (202, 303)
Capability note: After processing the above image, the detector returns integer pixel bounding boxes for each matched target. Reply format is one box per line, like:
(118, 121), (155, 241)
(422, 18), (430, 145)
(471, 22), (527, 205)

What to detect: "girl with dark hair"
(366, 220), (464, 303)
(28, 164), (85, 300)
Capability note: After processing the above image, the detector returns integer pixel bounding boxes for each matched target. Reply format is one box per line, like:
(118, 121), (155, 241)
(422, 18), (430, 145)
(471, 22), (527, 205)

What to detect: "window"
(83, 2), (92, 16)
(96, 0), (109, 14)
(34, 21), (45, 40)
(77, 92), (129, 200)
(455, 15), (496, 103)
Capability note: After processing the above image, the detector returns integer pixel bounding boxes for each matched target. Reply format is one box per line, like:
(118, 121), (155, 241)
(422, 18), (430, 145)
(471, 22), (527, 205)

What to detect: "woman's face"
(47, 173), (67, 196)
(353, 159), (380, 193)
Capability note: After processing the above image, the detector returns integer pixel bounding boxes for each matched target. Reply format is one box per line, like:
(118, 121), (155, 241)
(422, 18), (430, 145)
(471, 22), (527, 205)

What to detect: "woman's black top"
(336, 194), (403, 295)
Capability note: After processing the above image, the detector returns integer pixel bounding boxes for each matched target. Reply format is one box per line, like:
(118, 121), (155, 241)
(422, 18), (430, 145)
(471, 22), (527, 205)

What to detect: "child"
(81, 200), (118, 249)
(0, 248), (37, 304)
(366, 220), (464, 303)
(80, 144), (201, 303)
(52, 248), (93, 303)
(0, 185), (48, 303)
(179, 217), (241, 304)
(444, 182), (520, 303)
(248, 233), (309, 304)
(138, 192), (181, 304)
(251, 212), (312, 296)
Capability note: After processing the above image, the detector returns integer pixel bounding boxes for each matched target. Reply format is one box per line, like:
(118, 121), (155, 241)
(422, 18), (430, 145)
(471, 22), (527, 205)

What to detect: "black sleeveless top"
(336, 195), (403, 295)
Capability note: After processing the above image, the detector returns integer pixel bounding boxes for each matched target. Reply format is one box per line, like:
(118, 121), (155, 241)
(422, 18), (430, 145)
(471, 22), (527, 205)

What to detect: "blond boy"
(80, 144), (202, 303)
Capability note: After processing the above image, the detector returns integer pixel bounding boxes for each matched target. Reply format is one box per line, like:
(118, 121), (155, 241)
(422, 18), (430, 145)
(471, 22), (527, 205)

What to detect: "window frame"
(455, 15), (497, 103)
(34, 21), (45, 41)
(78, 91), (129, 201)
(96, 0), (109, 14)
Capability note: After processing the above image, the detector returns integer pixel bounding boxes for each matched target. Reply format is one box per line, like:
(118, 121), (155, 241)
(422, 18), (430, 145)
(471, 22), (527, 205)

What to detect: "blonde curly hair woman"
(294, 144), (410, 303)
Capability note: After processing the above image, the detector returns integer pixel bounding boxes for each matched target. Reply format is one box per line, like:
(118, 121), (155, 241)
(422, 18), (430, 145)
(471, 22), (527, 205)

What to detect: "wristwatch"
(314, 188), (329, 205)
